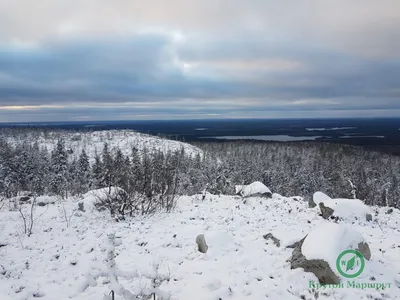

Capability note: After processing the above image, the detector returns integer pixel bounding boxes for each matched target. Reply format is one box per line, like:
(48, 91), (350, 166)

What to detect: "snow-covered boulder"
(313, 192), (372, 221)
(236, 181), (272, 198)
(291, 223), (371, 284)
(235, 185), (245, 194)
(313, 191), (332, 204)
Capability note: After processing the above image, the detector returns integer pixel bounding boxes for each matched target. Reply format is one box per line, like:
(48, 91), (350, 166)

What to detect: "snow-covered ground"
(1, 193), (399, 300)
(5, 130), (202, 161)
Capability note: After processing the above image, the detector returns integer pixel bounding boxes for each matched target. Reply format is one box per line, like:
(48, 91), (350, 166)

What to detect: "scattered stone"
(70, 260), (77, 266)
(395, 274), (400, 288)
(196, 234), (208, 253)
(78, 202), (85, 212)
(33, 291), (45, 297)
(263, 233), (281, 247)
(308, 198), (317, 208)
(366, 214), (373, 222)
(19, 196), (31, 202)
(387, 208), (394, 214)
(319, 202), (334, 219)
(356, 242), (372, 260)
(37, 202), (46, 207)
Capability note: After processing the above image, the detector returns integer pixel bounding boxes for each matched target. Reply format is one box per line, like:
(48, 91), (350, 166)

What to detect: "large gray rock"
(319, 202), (334, 219)
(308, 198), (317, 208)
(196, 234), (208, 253)
(366, 214), (372, 222)
(356, 242), (371, 260)
(290, 236), (340, 285)
(263, 233), (281, 247)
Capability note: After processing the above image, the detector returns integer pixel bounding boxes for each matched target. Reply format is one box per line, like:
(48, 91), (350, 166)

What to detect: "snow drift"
(0, 192), (399, 300)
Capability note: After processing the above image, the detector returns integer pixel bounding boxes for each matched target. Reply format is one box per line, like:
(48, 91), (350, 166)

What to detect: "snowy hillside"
(5, 130), (202, 161)
(1, 193), (399, 300)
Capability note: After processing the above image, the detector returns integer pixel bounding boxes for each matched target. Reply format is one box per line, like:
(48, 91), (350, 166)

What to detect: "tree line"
(1, 131), (399, 213)
(195, 141), (400, 208)
(0, 138), (189, 215)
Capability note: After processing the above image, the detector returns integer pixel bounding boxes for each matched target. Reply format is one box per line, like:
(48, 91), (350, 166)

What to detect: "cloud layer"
(1, 0), (400, 121)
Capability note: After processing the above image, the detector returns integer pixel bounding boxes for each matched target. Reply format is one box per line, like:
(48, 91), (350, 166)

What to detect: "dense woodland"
(0, 129), (399, 212)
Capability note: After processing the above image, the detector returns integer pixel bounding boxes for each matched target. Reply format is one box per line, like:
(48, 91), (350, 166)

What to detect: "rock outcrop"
(319, 202), (334, 219)
(290, 236), (340, 284)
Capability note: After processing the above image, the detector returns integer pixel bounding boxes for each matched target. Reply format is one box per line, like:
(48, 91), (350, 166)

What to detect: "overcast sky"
(1, 0), (400, 122)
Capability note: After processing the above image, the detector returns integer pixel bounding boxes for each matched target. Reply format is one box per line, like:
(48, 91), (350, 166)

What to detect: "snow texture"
(1, 192), (400, 300)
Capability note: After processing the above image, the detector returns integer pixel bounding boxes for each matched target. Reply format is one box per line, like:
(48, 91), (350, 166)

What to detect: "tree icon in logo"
(336, 250), (365, 278)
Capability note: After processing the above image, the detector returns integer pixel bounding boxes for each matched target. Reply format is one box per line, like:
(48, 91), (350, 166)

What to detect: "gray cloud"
(0, 0), (400, 121)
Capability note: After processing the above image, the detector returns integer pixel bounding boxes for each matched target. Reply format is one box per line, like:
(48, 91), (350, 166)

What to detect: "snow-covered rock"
(237, 181), (272, 198)
(313, 192), (372, 221)
(302, 223), (371, 264)
(292, 223), (371, 283)
(235, 185), (245, 194)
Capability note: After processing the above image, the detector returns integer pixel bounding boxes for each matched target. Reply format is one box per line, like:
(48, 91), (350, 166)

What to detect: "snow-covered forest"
(1, 129), (399, 210)
(1, 128), (400, 300)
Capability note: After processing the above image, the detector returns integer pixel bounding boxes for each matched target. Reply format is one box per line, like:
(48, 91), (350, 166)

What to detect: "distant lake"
(1, 118), (400, 153)
(202, 135), (324, 142)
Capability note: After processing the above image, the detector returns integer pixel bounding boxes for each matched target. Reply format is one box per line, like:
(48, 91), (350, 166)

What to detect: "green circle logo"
(336, 250), (365, 278)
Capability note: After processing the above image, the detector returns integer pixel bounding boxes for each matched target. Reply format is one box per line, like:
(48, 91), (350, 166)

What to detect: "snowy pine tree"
(77, 149), (90, 193)
(50, 139), (68, 198)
